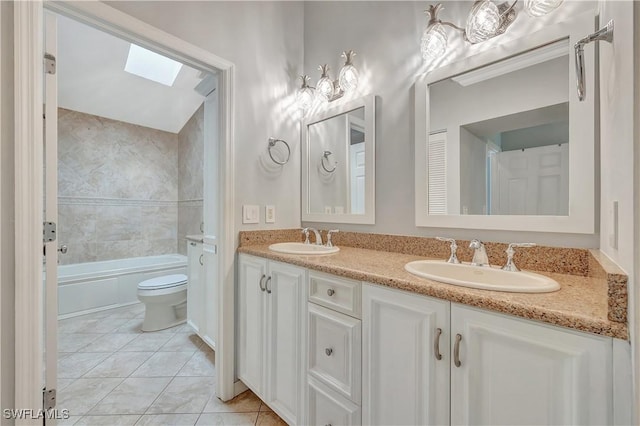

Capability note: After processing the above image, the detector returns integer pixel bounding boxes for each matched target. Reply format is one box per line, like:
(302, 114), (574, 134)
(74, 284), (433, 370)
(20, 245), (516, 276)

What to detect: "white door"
(450, 304), (613, 425)
(237, 255), (267, 396)
(202, 87), (219, 350)
(43, 11), (59, 418)
(494, 144), (569, 215)
(362, 284), (450, 426)
(265, 261), (304, 425)
(349, 142), (365, 215)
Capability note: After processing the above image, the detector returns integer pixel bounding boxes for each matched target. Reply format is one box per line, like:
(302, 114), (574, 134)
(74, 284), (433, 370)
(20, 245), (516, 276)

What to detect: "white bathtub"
(57, 254), (187, 319)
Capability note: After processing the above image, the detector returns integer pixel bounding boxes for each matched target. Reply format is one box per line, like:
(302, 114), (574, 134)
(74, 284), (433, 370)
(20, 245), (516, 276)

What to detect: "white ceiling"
(57, 14), (210, 134)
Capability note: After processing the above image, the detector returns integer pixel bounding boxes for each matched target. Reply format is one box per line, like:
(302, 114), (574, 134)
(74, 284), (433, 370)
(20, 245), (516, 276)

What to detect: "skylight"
(124, 44), (183, 86)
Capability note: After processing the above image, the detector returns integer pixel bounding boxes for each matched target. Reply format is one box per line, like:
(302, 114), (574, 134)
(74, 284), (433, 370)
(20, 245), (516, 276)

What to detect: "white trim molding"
(14, 0), (44, 417)
(16, 0), (238, 404)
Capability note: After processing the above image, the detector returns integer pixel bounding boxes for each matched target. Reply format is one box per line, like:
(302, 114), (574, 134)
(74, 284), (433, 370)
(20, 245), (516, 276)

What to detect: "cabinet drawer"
(307, 376), (361, 426)
(309, 271), (361, 318)
(308, 303), (361, 403)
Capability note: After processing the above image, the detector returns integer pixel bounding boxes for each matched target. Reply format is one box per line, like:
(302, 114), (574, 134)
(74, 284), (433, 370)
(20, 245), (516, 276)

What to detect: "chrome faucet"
(305, 227), (322, 245)
(502, 243), (536, 272)
(469, 239), (490, 267)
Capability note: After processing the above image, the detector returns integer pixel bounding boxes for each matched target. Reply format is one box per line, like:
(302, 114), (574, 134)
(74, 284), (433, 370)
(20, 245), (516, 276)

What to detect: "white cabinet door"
(265, 261), (305, 425)
(362, 284), (450, 426)
(451, 304), (612, 426)
(237, 254), (268, 397)
(187, 241), (203, 334)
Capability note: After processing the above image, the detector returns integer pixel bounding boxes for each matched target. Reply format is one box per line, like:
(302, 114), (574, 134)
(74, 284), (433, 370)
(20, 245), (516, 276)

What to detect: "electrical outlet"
(242, 205), (259, 224)
(324, 206), (332, 214)
(265, 205), (276, 223)
(334, 206), (344, 214)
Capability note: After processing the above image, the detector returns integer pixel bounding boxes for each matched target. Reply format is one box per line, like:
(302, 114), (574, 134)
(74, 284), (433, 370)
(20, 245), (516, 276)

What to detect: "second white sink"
(404, 260), (560, 293)
(269, 242), (339, 255)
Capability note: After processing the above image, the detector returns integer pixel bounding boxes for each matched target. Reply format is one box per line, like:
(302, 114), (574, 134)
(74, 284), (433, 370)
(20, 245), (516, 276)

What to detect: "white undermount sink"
(404, 260), (560, 293)
(268, 242), (340, 255)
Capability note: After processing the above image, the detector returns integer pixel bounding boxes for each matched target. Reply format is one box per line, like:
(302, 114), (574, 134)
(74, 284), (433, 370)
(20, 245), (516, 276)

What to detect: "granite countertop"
(238, 244), (628, 339)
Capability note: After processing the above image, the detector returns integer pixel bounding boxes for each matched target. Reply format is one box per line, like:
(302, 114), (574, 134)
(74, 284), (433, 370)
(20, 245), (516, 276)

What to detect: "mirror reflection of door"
(491, 143), (569, 215)
(349, 115), (365, 214)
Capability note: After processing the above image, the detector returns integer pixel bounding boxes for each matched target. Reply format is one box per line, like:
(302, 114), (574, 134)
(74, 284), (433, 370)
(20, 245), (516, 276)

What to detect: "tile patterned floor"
(57, 304), (286, 425)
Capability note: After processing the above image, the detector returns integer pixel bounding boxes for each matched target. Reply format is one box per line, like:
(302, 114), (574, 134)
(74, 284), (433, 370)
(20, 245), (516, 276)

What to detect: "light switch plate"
(242, 205), (259, 224)
(265, 205), (276, 223)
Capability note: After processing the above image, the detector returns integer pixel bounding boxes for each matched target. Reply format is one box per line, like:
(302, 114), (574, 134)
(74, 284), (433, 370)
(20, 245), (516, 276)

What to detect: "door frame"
(14, 0), (238, 412)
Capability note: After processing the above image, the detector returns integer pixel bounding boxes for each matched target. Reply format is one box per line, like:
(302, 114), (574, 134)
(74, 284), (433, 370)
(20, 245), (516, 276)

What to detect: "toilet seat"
(138, 274), (187, 291)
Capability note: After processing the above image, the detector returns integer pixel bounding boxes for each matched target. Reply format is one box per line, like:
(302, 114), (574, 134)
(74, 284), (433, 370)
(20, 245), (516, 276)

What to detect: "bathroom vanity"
(237, 236), (626, 425)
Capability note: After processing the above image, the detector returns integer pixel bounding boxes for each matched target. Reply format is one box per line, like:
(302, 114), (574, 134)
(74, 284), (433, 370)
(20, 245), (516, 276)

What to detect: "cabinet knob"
(325, 348), (333, 356)
(190, 242), (196, 247)
(327, 289), (335, 296)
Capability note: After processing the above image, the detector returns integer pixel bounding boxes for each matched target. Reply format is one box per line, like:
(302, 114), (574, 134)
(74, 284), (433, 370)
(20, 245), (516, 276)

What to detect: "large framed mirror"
(414, 12), (596, 234)
(302, 94), (376, 224)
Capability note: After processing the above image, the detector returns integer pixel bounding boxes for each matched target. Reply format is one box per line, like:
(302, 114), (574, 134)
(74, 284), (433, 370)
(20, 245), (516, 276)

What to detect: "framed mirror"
(302, 94), (376, 224)
(414, 12), (596, 234)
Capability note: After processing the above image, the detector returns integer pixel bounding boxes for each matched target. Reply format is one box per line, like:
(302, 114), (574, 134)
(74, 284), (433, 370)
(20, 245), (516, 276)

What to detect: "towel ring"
(267, 137), (290, 165)
(321, 150), (337, 173)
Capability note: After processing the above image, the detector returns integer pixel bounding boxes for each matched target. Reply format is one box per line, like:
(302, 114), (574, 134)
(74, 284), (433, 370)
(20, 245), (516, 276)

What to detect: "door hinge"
(43, 222), (57, 243)
(44, 53), (56, 75)
(43, 388), (56, 410)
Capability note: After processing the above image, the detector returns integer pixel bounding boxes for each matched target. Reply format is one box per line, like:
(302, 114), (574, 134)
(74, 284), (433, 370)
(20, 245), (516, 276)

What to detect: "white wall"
(0, 0), (15, 419)
(597, 1), (637, 422)
(105, 1), (305, 236)
(303, 1), (600, 247)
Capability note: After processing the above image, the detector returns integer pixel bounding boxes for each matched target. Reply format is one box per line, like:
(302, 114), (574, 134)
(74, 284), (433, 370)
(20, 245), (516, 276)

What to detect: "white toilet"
(137, 274), (188, 332)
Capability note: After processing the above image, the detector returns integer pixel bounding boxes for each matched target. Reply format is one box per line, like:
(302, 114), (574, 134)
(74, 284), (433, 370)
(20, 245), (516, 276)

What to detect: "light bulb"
(465, 0), (500, 44)
(316, 64), (334, 102)
(421, 22), (448, 60)
(524, 0), (563, 17)
(338, 50), (359, 93)
(296, 75), (315, 110)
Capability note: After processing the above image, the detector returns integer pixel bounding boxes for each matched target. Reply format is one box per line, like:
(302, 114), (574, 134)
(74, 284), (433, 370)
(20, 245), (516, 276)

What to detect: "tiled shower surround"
(58, 106), (203, 265)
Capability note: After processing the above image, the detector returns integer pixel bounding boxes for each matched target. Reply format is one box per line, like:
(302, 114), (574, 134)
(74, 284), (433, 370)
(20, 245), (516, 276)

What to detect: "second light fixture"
(296, 50), (359, 111)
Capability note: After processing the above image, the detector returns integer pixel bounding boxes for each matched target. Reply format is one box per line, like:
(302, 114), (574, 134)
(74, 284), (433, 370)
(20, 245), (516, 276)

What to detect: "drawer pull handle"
(454, 333), (462, 367)
(325, 348), (333, 356)
(434, 328), (442, 361)
(265, 276), (272, 294)
(259, 275), (266, 292)
(199, 254), (204, 266)
(327, 289), (335, 296)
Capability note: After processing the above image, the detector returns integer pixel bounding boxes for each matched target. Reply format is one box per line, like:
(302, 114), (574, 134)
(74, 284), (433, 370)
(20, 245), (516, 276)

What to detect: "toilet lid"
(138, 274), (187, 290)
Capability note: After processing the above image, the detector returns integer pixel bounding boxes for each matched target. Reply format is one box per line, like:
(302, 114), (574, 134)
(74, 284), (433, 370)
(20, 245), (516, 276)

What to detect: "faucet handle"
(301, 228), (310, 244)
(469, 239), (484, 249)
(326, 229), (340, 247)
(436, 237), (460, 264)
(502, 243), (536, 272)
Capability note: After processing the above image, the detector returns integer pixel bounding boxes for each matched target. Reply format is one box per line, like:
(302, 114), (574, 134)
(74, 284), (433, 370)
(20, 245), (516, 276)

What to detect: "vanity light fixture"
(421, 0), (564, 62)
(296, 50), (359, 110)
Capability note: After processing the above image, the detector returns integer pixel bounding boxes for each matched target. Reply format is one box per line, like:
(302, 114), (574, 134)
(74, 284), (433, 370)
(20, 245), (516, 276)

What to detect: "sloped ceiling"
(57, 14), (209, 134)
